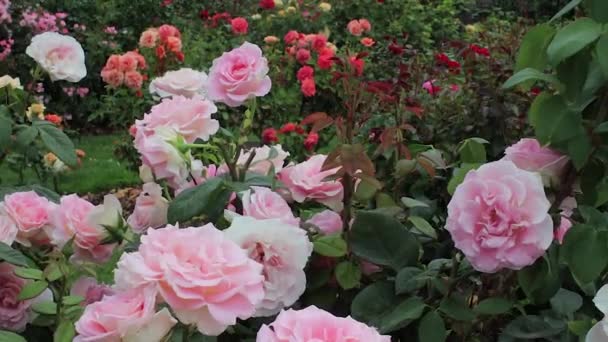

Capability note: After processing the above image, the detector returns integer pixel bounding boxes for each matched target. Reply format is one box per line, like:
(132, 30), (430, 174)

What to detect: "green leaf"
(35, 122), (78, 167)
(596, 35), (608, 78)
(528, 93), (582, 145)
(16, 125), (38, 147)
(351, 282), (425, 333)
(439, 295), (476, 321)
(502, 68), (562, 90)
(567, 134), (593, 170)
(408, 216), (437, 239)
(31, 301), (57, 315)
(418, 310), (446, 342)
(585, 0), (608, 23)
(313, 234), (347, 257)
(395, 267), (426, 294)
(0, 106), (12, 148)
(550, 0), (582, 22)
(350, 211), (421, 270)
(561, 224), (608, 283)
(62, 295), (85, 306)
(458, 138), (487, 163)
(502, 315), (566, 339)
(0, 331), (27, 342)
(474, 298), (513, 315)
(13, 267), (44, 280)
(518, 252), (561, 304)
(447, 163), (480, 195)
(515, 24), (556, 74)
(54, 320), (75, 342)
(167, 177), (232, 223)
(550, 288), (583, 317)
(18, 280), (48, 301)
(594, 121), (608, 134)
(547, 18), (602, 66)
(335, 261), (361, 290)
(0, 242), (28, 266)
(401, 197), (429, 208)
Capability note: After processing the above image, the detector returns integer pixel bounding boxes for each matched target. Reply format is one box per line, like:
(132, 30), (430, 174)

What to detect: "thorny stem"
(239, 150), (257, 182)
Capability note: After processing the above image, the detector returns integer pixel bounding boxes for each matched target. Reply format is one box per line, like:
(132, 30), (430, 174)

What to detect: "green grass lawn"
(0, 134), (140, 194)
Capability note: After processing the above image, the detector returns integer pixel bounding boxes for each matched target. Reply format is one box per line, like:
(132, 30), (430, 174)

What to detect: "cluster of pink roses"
(139, 24), (184, 62)
(19, 9), (68, 33)
(100, 50), (147, 90)
(347, 18), (372, 36)
(446, 138), (573, 273)
(0, 0), (10, 24)
(62, 86), (89, 97)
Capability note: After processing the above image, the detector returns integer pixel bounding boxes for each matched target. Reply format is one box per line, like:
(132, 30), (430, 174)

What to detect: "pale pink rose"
(257, 306), (390, 342)
(70, 277), (115, 306)
(124, 71), (143, 90)
(240, 186), (299, 226)
(48, 194), (95, 248)
(139, 28), (159, 48)
(3, 191), (52, 242)
(174, 162), (225, 195)
(555, 196), (576, 244)
(127, 182), (169, 233)
(307, 210), (343, 235)
(278, 154), (344, 211)
(502, 138), (569, 187)
(237, 144), (290, 175)
(74, 286), (176, 342)
(114, 224), (265, 336)
(359, 19), (371, 31)
(587, 285), (608, 342)
(136, 95), (219, 143)
(25, 32), (86, 82)
(100, 68), (124, 88)
(207, 42), (272, 107)
(225, 217), (312, 316)
(149, 68), (208, 98)
(446, 160), (553, 273)
(347, 20), (364, 36)
(0, 207), (18, 246)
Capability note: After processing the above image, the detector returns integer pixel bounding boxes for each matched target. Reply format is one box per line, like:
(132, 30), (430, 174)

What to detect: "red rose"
(301, 78), (316, 97)
(297, 66), (314, 81)
(231, 17), (248, 35)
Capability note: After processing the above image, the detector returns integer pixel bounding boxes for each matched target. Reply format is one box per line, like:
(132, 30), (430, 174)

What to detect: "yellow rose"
(26, 103), (45, 121)
(318, 2), (331, 12)
(274, 0), (284, 7)
(286, 6), (297, 14)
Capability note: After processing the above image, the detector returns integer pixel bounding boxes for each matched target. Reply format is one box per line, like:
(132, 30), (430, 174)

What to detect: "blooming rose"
(2, 191), (53, 245)
(262, 128), (279, 143)
(264, 35), (279, 44)
(100, 68), (124, 88)
(25, 32), (86, 82)
(114, 224), (265, 336)
(296, 48), (310, 64)
(307, 210), (343, 235)
(0, 75), (22, 89)
(231, 17), (248, 35)
(149, 68), (208, 98)
(119, 54), (138, 72)
(237, 186), (299, 226)
(304, 132), (319, 151)
(423, 80), (440, 96)
(224, 217), (312, 316)
(74, 285), (176, 342)
(70, 277), (115, 306)
(158, 24), (180, 42)
(446, 160), (553, 273)
(0, 262), (53, 332)
(124, 71), (143, 90)
(127, 182), (169, 233)
(257, 306), (390, 341)
(284, 30), (299, 44)
(139, 28), (159, 48)
(236, 144), (290, 175)
(301, 77), (316, 97)
(207, 42), (272, 107)
(587, 284), (608, 341)
(278, 154), (343, 211)
(347, 20), (364, 36)
(361, 37), (375, 47)
(502, 138), (569, 187)
(296, 66), (314, 81)
(136, 95), (219, 143)
(166, 36), (182, 53)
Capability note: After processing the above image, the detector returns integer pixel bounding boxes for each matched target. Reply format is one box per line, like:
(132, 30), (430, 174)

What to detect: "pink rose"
(359, 18), (372, 31)
(301, 77), (316, 97)
(296, 48), (311, 64)
(104, 54), (121, 70)
(25, 32), (86, 82)
(555, 196), (576, 244)
(124, 71), (143, 90)
(114, 224), (265, 336)
(502, 138), (569, 187)
(307, 210), (343, 235)
(225, 217), (313, 316)
(70, 277), (114, 306)
(0, 212), (17, 245)
(100, 68), (124, 88)
(166, 36), (182, 53)
(231, 17), (248, 35)
(347, 20), (364, 36)
(207, 42), (272, 107)
(284, 30), (299, 45)
(422, 80), (440, 96)
(149, 68), (208, 98)
(136, 95), (219, 143)
(257, 306), (390, 342)
(139, 28), (159, 48)
(127, 182), (169, 233)
(74, 286), (176, 342)
(297, 66), (314, 81)
(240, 186), (299, 226)
(446, 160), (553, 273)
(3, 191), (52, 243)
(119, 54), (137, 72)
(278, 154), (344, 211)
(236, 144), (290, 175)
(158, 24), (180, 42)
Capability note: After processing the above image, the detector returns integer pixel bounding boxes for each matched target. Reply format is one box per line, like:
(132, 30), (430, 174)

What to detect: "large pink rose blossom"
(113, 224), (265, 336)
(135, 95), (219, 143)
(225, 217), (312, 316)
(74, 286), (176, 342)
(502, 138), (569, 187)
(127, 182), (169, 233)
(306, 210), (343, 235)
(239, 186), (299, 226)
(25, 32), (86, 82)
(446, 160), (553, 273)
(3, 191), (53, 245)
(207, 42), (271, 107)
(278, 154), (344, 211)
(149, 68), (208, 98)
(257, 306), (390, 342)
(237, 145), (289, 175)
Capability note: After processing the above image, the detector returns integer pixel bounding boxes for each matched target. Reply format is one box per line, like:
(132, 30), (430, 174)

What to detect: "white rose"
(149, 68), (208, 98)
(224, 216), (313, 316)
(587, 285), (608, 341)
(26, 32), (87, 82)
(0, 75), (22, 90)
